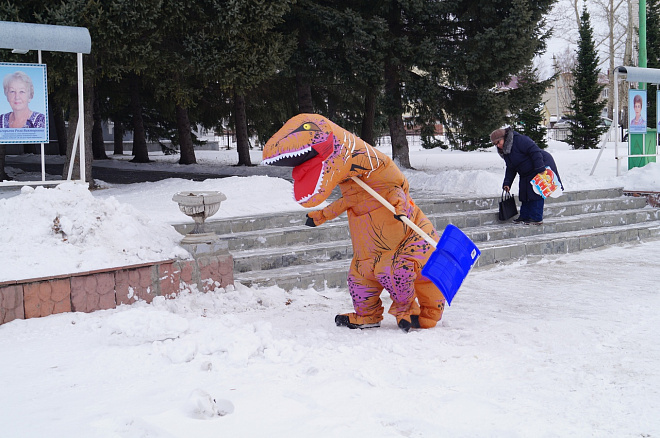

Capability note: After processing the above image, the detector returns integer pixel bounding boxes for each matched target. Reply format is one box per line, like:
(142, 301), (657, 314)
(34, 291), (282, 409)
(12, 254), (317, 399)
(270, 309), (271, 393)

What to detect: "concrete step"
(172, 188), (630, 236)
(216, 220), (350, 252)
(233, 220), (660, 289)
(187, 187), (660, 290)
(476, 220), (660, 266)
(231, 206), (660, 276)
(425, 195), (648, 230)
(202, 193), (646, 253)
(224, 199), (653, 256)
(233, 238), (352, 274)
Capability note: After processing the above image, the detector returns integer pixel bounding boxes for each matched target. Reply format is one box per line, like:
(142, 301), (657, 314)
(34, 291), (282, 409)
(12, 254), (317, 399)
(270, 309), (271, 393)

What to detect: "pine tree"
(508, 64), (553, 149)
(160, 0), (295, 166)
(407, 0), (555, 150)
(567, 5), (607, 150)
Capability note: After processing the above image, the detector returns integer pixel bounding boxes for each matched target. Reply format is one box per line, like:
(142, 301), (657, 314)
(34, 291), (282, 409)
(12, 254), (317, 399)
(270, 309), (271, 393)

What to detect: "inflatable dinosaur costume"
(263, 114), (445, 331)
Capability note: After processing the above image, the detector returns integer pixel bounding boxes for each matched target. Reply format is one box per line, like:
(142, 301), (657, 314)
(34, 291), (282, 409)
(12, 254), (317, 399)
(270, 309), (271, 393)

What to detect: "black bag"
(498, 190), (518, 221)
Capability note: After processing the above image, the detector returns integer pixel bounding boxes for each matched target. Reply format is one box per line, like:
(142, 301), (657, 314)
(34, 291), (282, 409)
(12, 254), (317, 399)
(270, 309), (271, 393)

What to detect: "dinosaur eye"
(295, 122), (320, 132)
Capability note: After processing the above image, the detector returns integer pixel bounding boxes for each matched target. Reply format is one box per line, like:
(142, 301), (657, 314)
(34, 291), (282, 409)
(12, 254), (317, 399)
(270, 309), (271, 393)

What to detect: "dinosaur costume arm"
(361, 166), (413, 219)
(309, 176), (408, 226)
(307, 196), (351, 226)
(382, 186), (410, 218)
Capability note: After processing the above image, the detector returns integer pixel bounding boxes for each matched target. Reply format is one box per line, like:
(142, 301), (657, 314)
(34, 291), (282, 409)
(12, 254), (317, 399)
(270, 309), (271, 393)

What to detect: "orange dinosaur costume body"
(263, 114), (445, 330)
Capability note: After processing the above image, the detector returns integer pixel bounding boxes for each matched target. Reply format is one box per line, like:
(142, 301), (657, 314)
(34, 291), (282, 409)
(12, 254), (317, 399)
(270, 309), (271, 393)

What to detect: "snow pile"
(0, 181), (189, 282)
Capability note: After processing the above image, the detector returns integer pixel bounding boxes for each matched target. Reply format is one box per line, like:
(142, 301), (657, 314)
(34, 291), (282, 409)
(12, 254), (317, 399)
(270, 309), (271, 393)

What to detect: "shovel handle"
(351, 176), (437, 248)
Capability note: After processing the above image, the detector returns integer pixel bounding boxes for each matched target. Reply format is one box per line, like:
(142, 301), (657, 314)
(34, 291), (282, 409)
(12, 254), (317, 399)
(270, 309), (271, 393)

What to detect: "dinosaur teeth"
(263, 146), (312, 164)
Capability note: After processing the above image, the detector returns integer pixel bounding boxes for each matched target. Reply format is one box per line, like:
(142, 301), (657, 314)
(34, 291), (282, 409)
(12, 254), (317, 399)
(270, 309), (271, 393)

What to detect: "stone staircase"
(174, 187), (660, 291)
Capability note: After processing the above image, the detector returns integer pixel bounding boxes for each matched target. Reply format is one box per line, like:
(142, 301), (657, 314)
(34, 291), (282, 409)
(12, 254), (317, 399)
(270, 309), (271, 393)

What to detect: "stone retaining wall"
(624, 191), (660, 208)
(0, 253), (233, 326)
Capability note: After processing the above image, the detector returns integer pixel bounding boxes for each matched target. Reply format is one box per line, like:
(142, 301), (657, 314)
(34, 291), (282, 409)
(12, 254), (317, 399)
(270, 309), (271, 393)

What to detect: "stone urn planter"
(172, 191), (226, 244)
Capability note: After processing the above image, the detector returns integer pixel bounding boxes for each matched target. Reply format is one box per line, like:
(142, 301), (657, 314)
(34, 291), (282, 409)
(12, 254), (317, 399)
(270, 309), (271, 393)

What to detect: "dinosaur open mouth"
(291, 134), (334, 204)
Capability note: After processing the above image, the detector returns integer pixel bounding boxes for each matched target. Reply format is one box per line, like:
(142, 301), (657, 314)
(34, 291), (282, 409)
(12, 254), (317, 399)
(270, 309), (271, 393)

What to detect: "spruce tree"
(508, 64), (553, 149)
(567, 5), (607, 150)
(163, 0), (295, 166)
(406, 0), (555, 150)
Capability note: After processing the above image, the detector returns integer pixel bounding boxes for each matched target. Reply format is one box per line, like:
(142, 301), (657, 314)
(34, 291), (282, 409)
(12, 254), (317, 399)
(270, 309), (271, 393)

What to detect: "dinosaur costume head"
(262, 113), (383, 207)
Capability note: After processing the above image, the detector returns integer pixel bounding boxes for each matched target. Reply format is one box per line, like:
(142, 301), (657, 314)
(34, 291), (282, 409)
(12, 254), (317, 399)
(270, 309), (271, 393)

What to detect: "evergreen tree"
(567, 5), (607, 150)
(92, 0), (165, 163)
(186, 0), (295, 166)
(278, 0), (386, 143)
(403, 0), (554, 151)
(508, 64), (553, 149)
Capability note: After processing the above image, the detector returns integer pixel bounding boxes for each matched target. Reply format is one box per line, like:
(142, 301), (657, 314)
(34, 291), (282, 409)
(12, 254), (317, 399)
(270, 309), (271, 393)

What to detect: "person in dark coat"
(490, 127), (563, 225)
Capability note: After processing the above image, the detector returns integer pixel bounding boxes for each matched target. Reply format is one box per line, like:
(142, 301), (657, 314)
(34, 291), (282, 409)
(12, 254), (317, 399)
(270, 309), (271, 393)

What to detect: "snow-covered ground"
(1, 138), (659, 437)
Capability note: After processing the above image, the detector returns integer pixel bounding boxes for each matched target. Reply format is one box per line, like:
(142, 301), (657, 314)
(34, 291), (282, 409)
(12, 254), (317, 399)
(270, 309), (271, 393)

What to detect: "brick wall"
(0, 253), (233, 326)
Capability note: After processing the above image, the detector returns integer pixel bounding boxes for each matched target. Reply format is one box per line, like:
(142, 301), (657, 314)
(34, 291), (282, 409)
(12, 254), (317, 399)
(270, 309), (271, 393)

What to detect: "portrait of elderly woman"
(0, 71), (46, 129)
(629, 93), (646, 127)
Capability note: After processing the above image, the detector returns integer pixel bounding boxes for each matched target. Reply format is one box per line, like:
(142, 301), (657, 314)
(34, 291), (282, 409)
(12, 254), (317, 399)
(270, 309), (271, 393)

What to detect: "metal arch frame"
(0, 21), (91, 187)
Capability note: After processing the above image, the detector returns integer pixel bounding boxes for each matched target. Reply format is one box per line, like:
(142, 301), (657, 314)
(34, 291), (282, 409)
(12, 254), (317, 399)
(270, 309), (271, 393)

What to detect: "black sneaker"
(397, 318), (412, 333)
(410, 315), (421, 329)
(513, 217), (529, 223)
(335, 314), (380, 329)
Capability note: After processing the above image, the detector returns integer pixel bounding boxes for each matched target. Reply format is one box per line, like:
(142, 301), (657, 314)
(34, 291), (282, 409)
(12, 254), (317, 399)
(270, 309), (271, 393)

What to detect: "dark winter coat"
(498, 128), (562, 202)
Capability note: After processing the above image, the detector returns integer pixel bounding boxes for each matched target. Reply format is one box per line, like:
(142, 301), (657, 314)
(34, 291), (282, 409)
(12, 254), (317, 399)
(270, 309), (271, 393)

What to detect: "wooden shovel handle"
(351, 176), (437, 248)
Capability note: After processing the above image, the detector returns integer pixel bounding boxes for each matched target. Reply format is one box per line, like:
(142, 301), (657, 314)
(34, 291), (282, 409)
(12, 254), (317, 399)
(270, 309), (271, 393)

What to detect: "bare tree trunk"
(327, 92), (338, 121)
(591, 0), (628, 119)
(384, 60), (411, 168)
(234, 91), (252, 166)
(0, 145), (8, 181)
(113, 119), (124, 155)
(176, 104), (197, 165)
(50, 96), (67, 155)
(129, 74), (151, 163)
(92, 86), (109, 160)
(361, 89), (376, 146)
(607, 0), (616, 118)
(571, 0), (581, 27)
(296, 72), (313, 114)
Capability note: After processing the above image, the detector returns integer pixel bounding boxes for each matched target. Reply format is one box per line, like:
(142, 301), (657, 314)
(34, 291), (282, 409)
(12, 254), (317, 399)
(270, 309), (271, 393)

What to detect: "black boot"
(397, 318), (412, 333)
(335, 314), (380, 329)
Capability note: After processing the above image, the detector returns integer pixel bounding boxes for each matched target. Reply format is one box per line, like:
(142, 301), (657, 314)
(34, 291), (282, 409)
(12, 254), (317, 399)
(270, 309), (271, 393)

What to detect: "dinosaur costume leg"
(345, 252), (423, 325)
(414, 280), (446, 328)
(344, 273), (385, 325)
(374, 254), (421, 323)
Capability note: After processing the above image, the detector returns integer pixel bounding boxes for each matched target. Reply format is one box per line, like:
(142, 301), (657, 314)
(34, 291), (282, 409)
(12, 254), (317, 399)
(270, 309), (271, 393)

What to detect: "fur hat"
(490, 129), (506, 143)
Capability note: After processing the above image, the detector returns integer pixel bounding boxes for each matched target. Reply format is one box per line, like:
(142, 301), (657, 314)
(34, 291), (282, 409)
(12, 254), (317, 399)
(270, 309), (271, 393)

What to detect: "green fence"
(628, 129), (657, 169)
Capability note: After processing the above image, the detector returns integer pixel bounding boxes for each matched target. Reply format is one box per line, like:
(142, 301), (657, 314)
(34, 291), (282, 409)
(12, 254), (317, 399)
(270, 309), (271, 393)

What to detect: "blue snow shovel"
(352, 177), (481, 305)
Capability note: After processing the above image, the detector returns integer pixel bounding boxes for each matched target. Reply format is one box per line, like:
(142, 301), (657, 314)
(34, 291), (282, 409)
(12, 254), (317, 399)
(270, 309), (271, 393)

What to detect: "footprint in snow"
(184, 389), (234, 419)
